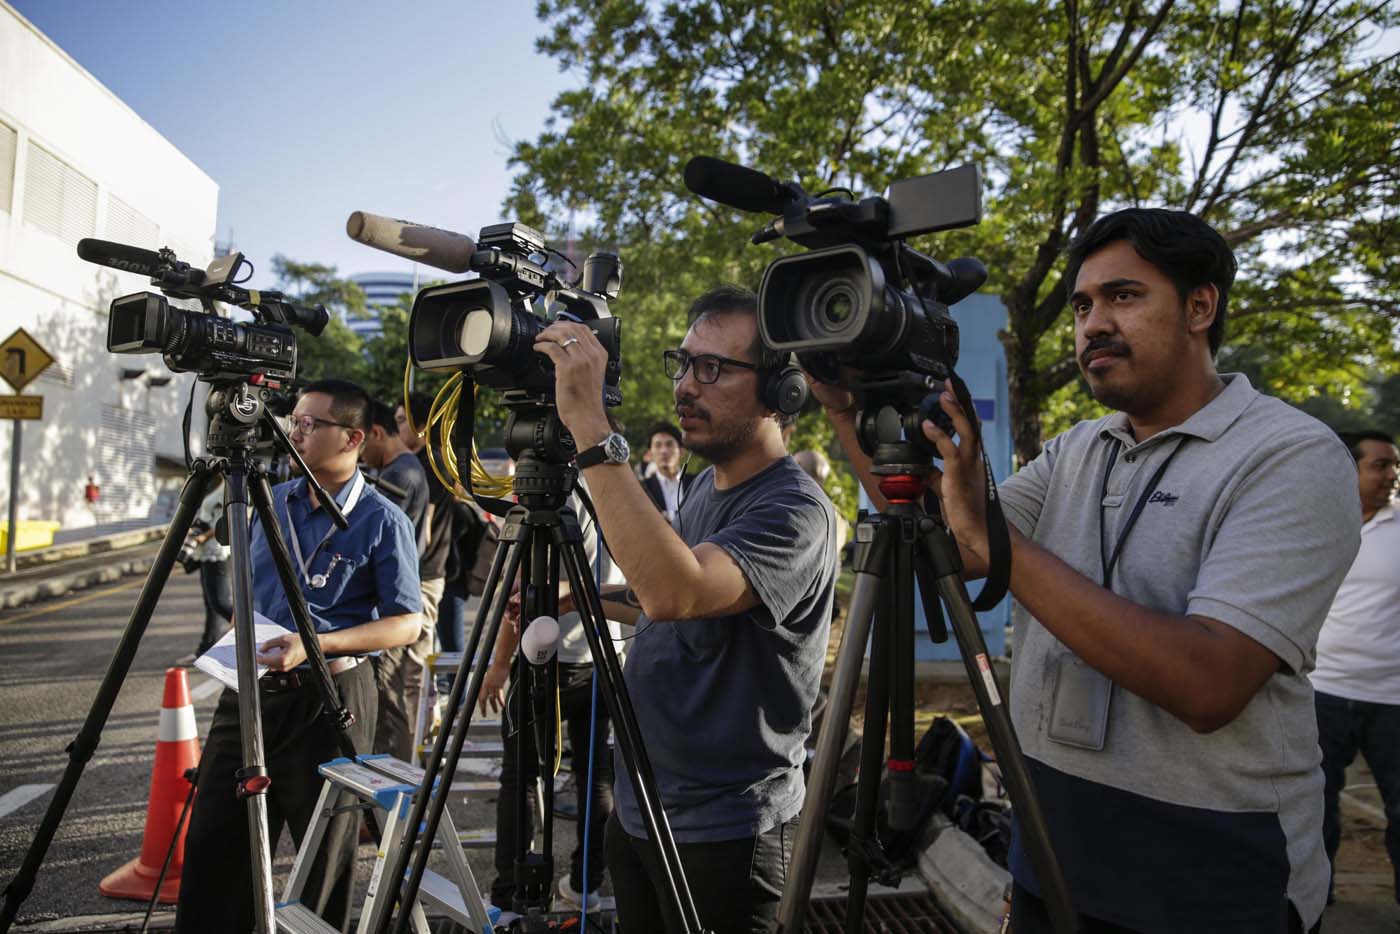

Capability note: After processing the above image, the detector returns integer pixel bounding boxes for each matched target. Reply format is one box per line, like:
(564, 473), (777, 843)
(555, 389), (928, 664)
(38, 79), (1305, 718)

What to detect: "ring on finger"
(560, 336), (580, 349)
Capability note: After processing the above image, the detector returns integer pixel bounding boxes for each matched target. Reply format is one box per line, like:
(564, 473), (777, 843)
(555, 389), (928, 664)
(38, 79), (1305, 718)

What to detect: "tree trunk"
(1002, 307), (1044, 467)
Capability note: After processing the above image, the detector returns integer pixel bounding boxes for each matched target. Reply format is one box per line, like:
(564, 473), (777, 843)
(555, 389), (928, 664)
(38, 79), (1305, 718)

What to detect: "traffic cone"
(99, 667), (201, 903)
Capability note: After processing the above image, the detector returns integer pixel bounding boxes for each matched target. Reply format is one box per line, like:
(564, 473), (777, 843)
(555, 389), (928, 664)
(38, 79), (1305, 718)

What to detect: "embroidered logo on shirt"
(1148, 490), (1180, 507)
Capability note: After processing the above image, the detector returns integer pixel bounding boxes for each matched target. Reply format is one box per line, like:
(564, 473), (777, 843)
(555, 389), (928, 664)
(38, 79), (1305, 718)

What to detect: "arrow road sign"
(0, 329), (55, 393)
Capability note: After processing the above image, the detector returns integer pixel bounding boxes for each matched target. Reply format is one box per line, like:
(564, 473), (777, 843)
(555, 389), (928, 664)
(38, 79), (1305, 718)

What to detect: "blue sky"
(13, 0), (577, 284)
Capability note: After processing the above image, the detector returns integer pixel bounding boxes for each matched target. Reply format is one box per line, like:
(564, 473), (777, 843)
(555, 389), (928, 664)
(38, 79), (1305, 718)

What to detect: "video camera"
(683, 157), (987, 398)
(354, 215), (624, 405)
(78, 238), (329, 383)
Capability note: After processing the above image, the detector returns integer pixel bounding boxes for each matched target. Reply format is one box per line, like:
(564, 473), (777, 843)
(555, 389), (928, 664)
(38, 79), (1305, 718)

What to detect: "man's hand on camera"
(922, 382), (990, 565)
(802, 366), (858, 419)
(534, 322), (612, 451)
(256, 632), (307, 672)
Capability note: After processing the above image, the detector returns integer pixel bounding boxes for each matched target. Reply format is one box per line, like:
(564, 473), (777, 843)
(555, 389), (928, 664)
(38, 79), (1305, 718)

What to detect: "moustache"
(1081, 337), (1131, 367)
(675, 402), (709, 421)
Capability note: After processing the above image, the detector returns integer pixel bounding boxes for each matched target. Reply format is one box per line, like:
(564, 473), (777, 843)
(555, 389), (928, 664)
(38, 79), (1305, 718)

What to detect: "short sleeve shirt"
(613, 457), (837, 843)
(378, 451), (429, 553)
(998, 374), (1360, 931)
(251, 471), (422, 653)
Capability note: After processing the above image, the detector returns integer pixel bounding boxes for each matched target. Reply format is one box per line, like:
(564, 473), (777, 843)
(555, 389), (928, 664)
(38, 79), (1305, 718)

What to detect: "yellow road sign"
(0, 395), (42, 420)
(0, 328), (55, 392)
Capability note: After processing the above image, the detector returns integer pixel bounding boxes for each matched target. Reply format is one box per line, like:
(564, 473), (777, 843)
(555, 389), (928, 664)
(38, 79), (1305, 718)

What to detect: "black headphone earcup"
(765, 366), (809, 417)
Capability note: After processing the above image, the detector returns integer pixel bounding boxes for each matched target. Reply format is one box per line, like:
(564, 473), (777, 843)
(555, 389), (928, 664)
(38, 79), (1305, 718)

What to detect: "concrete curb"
(0, 549), (158, 610)
(15, 525), (167, 570)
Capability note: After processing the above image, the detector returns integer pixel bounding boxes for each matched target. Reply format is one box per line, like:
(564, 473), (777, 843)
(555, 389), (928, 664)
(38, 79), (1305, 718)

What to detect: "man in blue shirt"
(176, 379), (422, 934)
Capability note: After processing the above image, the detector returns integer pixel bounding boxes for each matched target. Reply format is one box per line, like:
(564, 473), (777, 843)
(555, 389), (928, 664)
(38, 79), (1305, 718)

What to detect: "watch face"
(604, 433), (630, 464)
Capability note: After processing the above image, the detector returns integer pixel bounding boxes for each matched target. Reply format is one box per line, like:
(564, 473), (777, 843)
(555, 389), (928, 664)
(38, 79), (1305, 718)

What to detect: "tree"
(508, 0), (1400, 466)
(271, 256), (371, 385)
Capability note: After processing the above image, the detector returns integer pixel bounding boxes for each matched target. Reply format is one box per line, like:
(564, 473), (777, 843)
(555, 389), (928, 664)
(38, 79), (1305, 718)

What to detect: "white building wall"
(0, 0), (218, 533)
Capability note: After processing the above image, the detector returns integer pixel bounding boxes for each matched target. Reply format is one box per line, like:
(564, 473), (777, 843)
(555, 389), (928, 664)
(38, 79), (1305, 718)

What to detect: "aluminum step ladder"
(274, 754), (499, 934)
(413, 651), (505, 767)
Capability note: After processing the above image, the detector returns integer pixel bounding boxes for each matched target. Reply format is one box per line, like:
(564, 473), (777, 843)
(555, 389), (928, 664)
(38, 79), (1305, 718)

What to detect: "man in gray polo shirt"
(821, 208), (1360, 933)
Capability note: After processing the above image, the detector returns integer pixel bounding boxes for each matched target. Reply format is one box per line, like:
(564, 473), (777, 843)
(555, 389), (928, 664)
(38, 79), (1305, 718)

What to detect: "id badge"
(1047, 655), (1112, 751)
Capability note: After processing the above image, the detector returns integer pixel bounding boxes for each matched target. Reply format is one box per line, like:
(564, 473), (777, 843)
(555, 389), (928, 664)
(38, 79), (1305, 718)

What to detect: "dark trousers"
(175, 663), (376, 934)
(436, 583), (467, 653)
(492, 661), (614, 906)
(605, 814), (794, 934)
(196, 560), (232, 656)
(1009, 882), (1321, 933)
(1316, 689), (1400, 903)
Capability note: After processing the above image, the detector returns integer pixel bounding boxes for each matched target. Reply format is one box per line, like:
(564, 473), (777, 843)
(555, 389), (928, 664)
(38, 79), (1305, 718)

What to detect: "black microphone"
(76, 238), (167, 277)
(345, 211), (477, 273)
(683, 156), (788, 215)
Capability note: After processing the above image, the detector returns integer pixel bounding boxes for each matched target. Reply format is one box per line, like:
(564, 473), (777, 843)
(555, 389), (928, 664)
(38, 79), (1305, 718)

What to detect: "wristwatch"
(575, 431), (630, 468)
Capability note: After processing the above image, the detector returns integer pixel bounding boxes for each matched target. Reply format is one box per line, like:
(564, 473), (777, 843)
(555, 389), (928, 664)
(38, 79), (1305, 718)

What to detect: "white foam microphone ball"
(521, 616), (560, 666)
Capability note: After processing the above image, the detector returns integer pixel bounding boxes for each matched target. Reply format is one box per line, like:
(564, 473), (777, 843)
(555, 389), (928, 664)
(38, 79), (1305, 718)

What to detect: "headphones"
(760, 354), (809, 417)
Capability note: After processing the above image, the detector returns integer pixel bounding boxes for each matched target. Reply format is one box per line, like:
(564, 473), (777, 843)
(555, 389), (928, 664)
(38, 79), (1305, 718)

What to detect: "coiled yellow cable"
(401, 359), (513, 500)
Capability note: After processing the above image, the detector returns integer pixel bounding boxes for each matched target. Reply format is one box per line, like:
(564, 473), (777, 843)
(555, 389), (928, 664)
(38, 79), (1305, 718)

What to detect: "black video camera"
(407, 222), (624, 405)
(79, 238), (329, 382)
(683, 158), (987, 395)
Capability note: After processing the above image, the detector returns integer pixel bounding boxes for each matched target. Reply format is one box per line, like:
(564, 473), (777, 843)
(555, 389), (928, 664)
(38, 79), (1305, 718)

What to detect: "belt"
(260, 655), (363, 694)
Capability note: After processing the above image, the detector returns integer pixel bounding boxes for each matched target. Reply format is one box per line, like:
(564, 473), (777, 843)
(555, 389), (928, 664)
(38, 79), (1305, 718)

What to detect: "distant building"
(349, 270), (421, 340)
(0, 1), (218, 535)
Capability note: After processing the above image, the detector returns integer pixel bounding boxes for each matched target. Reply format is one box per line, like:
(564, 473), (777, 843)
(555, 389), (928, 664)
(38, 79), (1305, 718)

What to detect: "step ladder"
(413, 651), (506, 768)
(274, 754), (499, 934)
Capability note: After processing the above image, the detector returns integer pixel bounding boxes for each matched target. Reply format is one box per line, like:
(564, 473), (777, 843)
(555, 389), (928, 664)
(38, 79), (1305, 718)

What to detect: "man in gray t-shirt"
(823, 209), (1360, 933)
(535, 285), (836, 933)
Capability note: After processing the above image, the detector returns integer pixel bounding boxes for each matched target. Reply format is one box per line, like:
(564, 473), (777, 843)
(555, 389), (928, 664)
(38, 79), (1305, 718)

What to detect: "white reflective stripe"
(159, 705), (198, 743)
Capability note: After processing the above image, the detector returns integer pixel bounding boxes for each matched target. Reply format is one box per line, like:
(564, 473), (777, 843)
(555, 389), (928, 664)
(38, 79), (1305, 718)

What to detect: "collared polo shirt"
(250, 470), (422, 649)
(998, 373), (1360, 932)
(1311, 503), (1400, 704)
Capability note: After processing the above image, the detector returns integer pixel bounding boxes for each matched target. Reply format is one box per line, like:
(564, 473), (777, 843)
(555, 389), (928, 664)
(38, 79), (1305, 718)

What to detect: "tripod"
(0, 379), (368, 934)
(372, 398), (710, 934)
(775, 431), (1078, 934)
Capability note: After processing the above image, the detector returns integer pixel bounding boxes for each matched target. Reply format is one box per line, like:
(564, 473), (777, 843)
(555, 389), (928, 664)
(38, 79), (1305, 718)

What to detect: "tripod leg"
(918, 519), (1079, 934)
(885, 513), (920, 838)
(223, 458), (279, 934)
(556, 525), (707, 934)
(776, 517), (896, 934)
(381, 522), (527, 934)
(512, 532), (557, 915)
(0, 462), (217, 934)
(845, 555), (894, 934)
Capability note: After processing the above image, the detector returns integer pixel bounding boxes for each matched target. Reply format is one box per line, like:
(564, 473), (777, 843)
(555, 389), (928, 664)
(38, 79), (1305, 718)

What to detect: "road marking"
(0, 579), (145, 626)
(192, 677), (223, 701)
(0, 783), (53, 818)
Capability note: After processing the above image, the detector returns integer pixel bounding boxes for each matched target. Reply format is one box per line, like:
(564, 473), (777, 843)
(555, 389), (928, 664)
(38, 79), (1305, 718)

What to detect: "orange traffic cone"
(99, 667), (201, 903)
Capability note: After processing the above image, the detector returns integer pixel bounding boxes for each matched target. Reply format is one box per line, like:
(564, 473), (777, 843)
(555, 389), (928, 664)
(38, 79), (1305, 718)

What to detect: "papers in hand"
(194, 612), (292, 692)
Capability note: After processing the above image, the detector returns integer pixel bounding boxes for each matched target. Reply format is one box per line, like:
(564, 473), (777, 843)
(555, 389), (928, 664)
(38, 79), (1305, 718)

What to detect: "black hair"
(300, 378), (372, 435)
(647, 421), (682, 446)
(686, 284), (796, 426)
(1064, 208), (1237, 356)
(368, 398), (397, 435)
(404, 391), (433, 428)
(1337, 429), (1396, 462)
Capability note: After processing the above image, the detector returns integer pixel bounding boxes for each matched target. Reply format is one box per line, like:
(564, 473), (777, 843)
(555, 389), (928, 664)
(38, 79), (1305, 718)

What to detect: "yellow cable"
(403, 358), (513, 500)
(554, 681), (563, 776)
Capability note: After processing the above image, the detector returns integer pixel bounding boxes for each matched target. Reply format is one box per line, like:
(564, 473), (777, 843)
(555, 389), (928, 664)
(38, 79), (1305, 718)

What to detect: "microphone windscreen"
(520, 616), (560, 666)
(76, 238), (166, 277)
(345, 211), (477, 273)
(683, 156), (785, 215)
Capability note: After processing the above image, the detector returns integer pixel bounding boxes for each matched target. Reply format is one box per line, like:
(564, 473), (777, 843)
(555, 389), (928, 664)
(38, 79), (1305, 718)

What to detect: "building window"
(23, 141), (97, 245)
(105, 193), (159, 250)
(0, 121), (15, 214)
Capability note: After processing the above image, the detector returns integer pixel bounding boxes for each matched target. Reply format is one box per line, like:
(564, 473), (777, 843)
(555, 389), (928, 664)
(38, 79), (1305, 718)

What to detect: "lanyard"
(1098, 438), (1183, 588)
(286, 471), (364, 589)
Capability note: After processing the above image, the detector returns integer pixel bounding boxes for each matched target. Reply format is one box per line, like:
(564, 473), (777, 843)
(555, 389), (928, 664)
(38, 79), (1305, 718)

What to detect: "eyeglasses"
(663, 349), (757, 384)
(290, 414), (355, 436)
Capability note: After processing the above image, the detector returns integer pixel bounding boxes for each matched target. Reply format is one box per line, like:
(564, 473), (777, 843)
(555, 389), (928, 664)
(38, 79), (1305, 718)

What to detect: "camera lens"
(805, 278), (861, 337)
(460, 308), (494, 357)
(821, 288), (855, 326)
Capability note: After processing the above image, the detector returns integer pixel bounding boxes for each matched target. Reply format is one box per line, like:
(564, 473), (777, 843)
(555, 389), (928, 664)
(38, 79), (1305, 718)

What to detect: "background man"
(821, 208), (1360, 933)
(1311, 429), (1400, 909)
(533, 284), (837, 933)
(362, 399), (435, 761)
(175, 379), (421, 934)
(639, 421), (693, 524)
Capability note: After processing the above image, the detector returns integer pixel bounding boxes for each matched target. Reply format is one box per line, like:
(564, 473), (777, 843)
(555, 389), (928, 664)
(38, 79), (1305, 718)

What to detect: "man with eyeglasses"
(176, 379), (423, 934)
(532, 284), (837, 933)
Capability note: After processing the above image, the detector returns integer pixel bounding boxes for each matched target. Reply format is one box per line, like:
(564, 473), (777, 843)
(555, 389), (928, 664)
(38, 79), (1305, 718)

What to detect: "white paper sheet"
(193, 613), (293, 692)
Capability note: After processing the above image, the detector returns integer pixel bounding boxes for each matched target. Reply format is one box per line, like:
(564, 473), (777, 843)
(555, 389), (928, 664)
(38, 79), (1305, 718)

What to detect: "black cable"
(182, 379), (197, 471)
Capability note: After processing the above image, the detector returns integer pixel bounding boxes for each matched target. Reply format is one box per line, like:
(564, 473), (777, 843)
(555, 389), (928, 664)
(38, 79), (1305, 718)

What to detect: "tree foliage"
(507, 0), (1400, 467)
